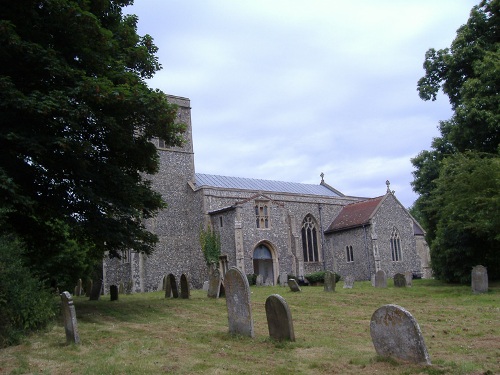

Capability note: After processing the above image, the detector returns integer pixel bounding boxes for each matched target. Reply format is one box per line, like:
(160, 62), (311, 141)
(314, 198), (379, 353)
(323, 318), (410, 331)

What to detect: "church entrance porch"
(253, 244), (275, 285)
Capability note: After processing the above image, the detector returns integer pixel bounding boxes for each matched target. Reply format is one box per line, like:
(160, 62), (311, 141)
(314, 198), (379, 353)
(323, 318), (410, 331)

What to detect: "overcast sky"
(127, 0), (476, 208)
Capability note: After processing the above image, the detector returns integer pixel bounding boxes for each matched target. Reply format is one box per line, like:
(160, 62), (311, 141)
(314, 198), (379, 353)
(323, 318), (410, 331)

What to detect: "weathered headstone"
(180, 273), (190, 299)
(110, 285), (118, 301)
(75, 279), (83, 296)
(404, 271), (413, 287)
(165, 274), (179, 298)
(265, 294), (295, 341)
(287, 278), (301, 292)
(343, 275), (354, 289)
(393, 273), (407, 288)
(89, 279), (102, 301)
(370, 304), (431, 365)
(280, 272), (288, 287)
(324, 271), (336, 292)
(471, 265), (488, 294)
(374, 270), (387, 288)
(207, 269), (222, 298)
(371, 274), (376, 287)
(202, 280), (209, 291)
(119, 282), (124, 294)
(125, 280), (133, 294)
(60, 291), (80, 345)
(224, 267), (254, 337)
(256, 274), (264, 286)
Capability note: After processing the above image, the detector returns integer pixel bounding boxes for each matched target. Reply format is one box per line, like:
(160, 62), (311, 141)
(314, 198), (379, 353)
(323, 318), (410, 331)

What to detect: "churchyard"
(1, 279), (498, 374)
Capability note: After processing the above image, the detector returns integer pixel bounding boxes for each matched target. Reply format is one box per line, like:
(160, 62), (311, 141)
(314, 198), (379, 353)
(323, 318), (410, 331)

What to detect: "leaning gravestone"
(110, 285), (118, 301)
(370, 304), (431, 365)
(280, 272), (288, 287)
(256, 274), (264, 286)
(405, 271), (413, 287)
(165, 274), (179, 298)
(343, 275), (354, 289)
(207, 269), (223, 298)
(224, 267), (254, 337)
(471, 265), (488, 294)
(393, 273), (407, 288)
(324, 271), (336, 292)
(287, 278), (301, 292)
(265, 294), (295, 341)
(89, 279), (102, 301)
(180, 273), (190, 299)
(374, 270), (387, 288)
(60, 291), (80, 345)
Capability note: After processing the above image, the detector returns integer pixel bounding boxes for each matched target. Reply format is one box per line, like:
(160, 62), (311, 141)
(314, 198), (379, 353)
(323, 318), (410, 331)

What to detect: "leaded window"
(390, 228), (402, 262)
(301, 215), (319, 262)
(255, 201), (269, 229)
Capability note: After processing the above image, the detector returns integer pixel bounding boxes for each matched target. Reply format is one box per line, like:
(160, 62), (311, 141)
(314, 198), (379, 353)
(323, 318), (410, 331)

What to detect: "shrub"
(246, 274), (257, 286)
(0, 235), (57, 347)
(304, 271), (341, 284)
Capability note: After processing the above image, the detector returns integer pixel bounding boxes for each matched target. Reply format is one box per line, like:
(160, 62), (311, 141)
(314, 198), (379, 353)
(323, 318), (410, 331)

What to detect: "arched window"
(301, 215), (319, 262)
(255, 201), (270, 229)
(390, 227), (402, 261)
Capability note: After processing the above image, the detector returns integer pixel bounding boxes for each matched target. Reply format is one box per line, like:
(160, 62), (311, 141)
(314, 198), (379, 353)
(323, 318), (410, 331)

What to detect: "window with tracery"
(301, 215), (319, 262)
(390, 227), (402, 261)
(255, 201), (269, 229)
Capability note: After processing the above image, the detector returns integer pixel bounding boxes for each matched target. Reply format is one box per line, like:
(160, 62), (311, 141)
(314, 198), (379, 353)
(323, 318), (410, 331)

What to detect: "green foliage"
(304, 271), (341, 284)
(246, 274), (257, 286)
(0, 0), (185, 285)
(0, 236), (57, 347)
(412, 0), (500, 283)
(199, 226), (221, 266)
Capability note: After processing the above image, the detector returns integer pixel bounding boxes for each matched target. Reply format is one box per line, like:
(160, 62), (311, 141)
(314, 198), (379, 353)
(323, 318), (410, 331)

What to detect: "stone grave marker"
(125, 280), (133, 294)
(119, 282), (124, 294)
(287, 278), (301, 292)
(393, 273), (407, 288)
(110, 285), (118, 301)
(202, 280), (209, 291)
(374, 270), (387, 288)
(343, 275), (354, 289)
(471, 265), (488, 294)
(224, 267), (254, 337)
(371, 274), (376, 287)
(280, 272), (288, 287)
(207, 269), (222, 298)
(89, 279), (102, 301)
(404, 271), (413, 287)
(74, 279), (83, 296)
(180, 273), (190, 299)
(370, 304), (431, 365)
(324, 271), (336, 292)
(165, 274), (179, 298)
(60, 291), (80, 345)
(85, 279), (92, 297)
(265, 294), (295, 341)
(256, 274), (264, 286)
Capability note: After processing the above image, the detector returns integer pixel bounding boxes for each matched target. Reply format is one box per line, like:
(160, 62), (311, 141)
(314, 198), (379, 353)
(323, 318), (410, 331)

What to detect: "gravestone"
(370, 304), (431, 365)
(207, 269), (222, 298)
(85, 279), (92, 297)
(180, 273), (190, 299)
(60, 291), (80, 345)
(125, 280), (133, 294)
(324, 271), (336, 292)
(165, 274), (179, 298)
(343, 275), (354, 289)
(256, 274), (264, 286)
(75, 279), (83, 296)
(202, 281), (209, 291)
(89, 279), (102, 301)
(393, 273), (407, 288)
(287, 278), (301, 292)
(374, 270), (387, 288)
(265, 294), (295, 341)
(110, 285), (118, 301)
(371, 274), (376, 287)
(404, 271), (413, 287)
(280, 272), (288, 287)
(119, 282), (124, 294)
(471, 265), (488, 294)
(224, 267), (254, 337)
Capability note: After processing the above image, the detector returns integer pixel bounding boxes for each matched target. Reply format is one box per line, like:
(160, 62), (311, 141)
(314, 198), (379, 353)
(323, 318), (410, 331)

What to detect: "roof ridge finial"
(320, 172), (325, 183)
(386, 180), (391, 193)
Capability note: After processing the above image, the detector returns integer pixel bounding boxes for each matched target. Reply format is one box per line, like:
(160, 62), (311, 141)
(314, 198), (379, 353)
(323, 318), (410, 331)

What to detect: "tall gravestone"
(60, 291), (80, 345)
(280, 272), (288, 287)
(165, 274), (179, 298)
(180, 273), (190, 299)
(374, 270), (387, 288)
(287, 278), (301, 292)
(371, 274), (376, 287)
(224, 267), (254, 337)
(404, 271), (413, 287)
(393, 273), (407, 288)
(110, 285), (118, 301)
(265, 294), (295, 341)
(324, 271), (336, 292)
(343, 275), (354, 289)
(471, 265), (488, 294)
(207, 269), (222, 298)
(370, 304), (431, 365)
(89, 279), (102, 301)
(74, 279), (83, 296)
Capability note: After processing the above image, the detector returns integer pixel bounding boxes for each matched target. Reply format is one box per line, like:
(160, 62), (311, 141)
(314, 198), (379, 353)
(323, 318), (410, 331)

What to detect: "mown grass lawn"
(1, 279), (499, 374)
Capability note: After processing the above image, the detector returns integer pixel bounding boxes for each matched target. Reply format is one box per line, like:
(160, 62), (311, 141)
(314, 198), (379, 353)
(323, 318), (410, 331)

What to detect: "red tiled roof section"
(326, 196), (385, 233)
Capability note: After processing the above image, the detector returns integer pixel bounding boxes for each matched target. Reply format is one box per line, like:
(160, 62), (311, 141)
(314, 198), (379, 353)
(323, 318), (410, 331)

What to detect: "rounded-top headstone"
(265, 294), (295, 341)
(370, 304), (431, 365)
(225, 267), (254, 337)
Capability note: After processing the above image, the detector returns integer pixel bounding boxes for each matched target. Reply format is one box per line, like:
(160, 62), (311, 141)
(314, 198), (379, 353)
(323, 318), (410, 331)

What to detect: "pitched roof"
(325, 196), (385, 233)
(194, 173), (343, 197)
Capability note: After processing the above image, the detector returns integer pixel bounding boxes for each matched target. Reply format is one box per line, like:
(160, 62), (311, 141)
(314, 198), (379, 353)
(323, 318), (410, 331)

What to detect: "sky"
(126, 0), (477, 208)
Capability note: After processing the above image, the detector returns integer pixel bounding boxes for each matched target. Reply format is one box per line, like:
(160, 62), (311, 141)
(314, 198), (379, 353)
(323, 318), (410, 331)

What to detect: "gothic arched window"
(301, 215), (319, 262)
(390, 227), (402, 262)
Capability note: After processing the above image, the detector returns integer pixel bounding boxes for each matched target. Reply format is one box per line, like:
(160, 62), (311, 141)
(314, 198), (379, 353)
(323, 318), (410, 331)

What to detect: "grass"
(0, 279), (499, 374)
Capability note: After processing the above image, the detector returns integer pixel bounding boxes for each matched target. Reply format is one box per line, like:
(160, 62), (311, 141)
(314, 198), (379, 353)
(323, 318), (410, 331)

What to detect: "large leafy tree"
(412, 0), (499, 283)
(0, 0), (184, 287)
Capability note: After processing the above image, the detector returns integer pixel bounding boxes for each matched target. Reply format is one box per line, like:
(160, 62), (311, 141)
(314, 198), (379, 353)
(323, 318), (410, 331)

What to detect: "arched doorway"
(253, 244), (275, 285)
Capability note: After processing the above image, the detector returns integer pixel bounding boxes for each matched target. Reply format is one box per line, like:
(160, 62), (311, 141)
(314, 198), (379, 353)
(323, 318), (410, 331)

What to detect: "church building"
(103, 95), (431, 292)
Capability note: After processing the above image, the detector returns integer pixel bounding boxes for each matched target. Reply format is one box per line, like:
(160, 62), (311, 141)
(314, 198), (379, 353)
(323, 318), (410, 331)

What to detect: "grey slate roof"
(194, 173), (342, 197)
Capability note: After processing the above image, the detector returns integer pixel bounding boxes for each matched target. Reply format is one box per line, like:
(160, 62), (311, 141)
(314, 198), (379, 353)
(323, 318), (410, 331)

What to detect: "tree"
(412, 0), (499, 282)
(0, 1), (185, 287)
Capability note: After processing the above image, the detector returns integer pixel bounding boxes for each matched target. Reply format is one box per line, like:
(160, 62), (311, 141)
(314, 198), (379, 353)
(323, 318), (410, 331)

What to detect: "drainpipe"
(318, 203), (326, 270)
